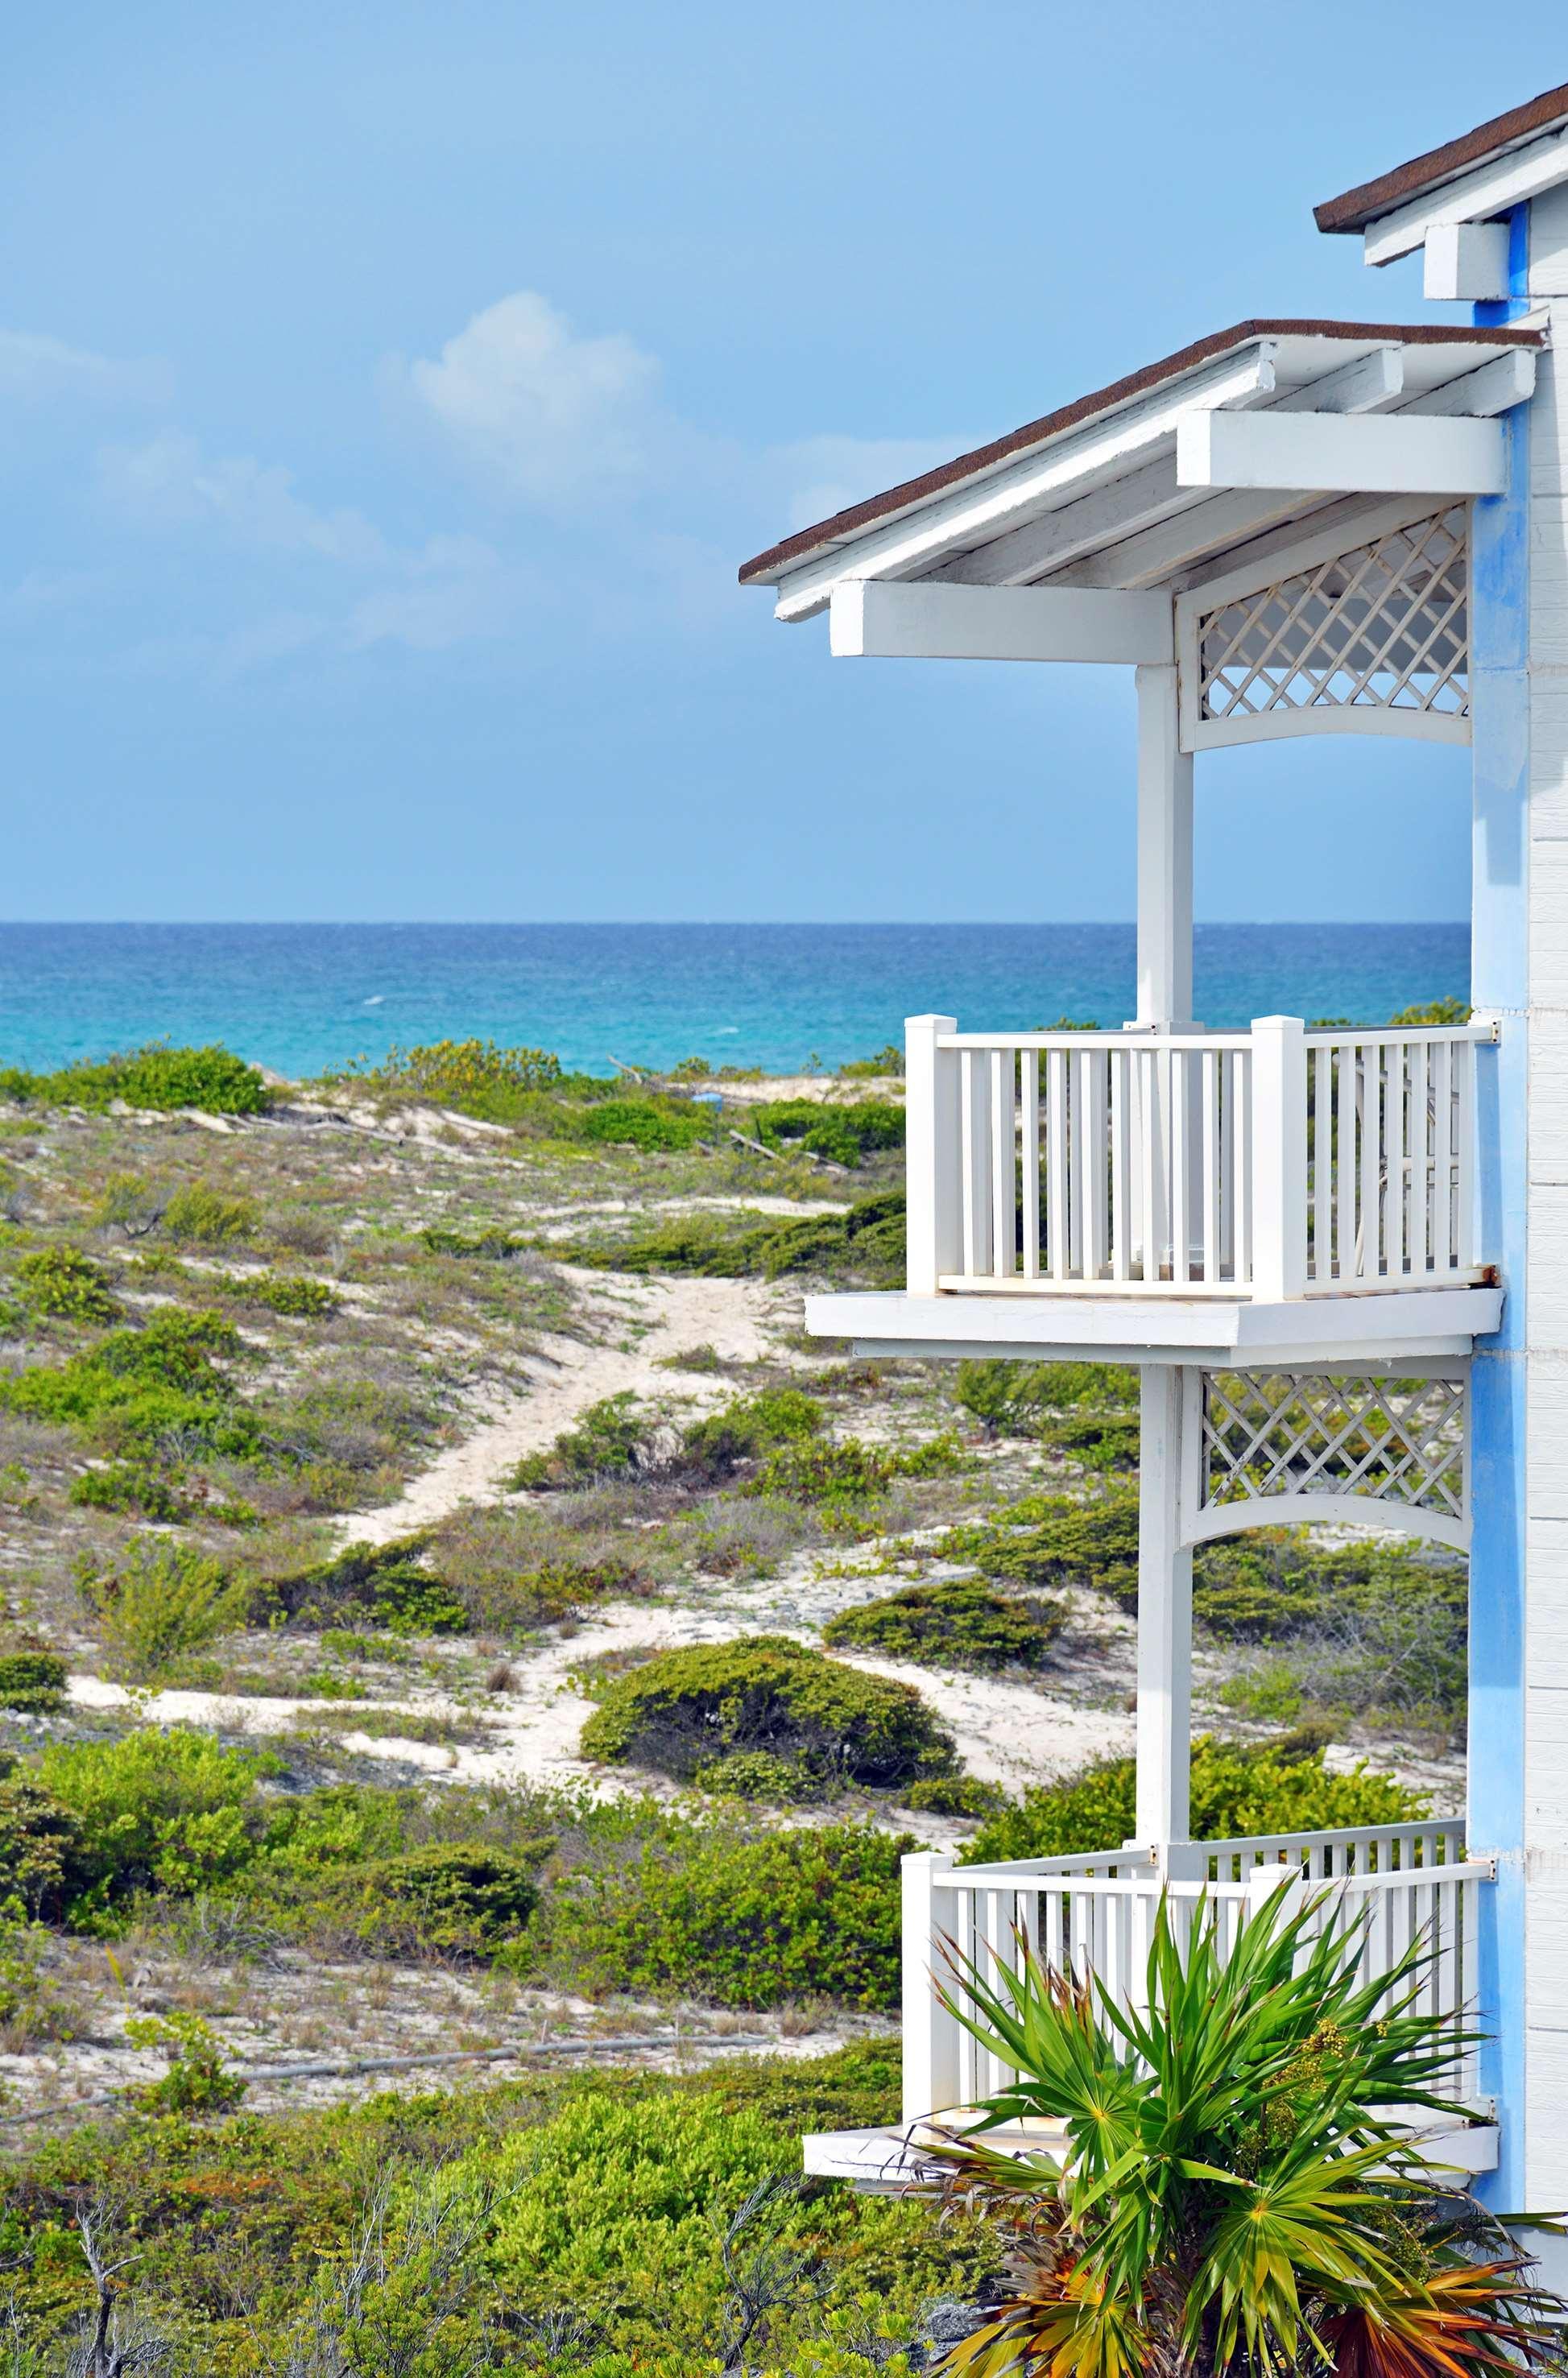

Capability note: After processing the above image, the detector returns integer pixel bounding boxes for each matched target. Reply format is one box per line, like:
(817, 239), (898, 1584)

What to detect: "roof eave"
(1314, 79), (1568, 234)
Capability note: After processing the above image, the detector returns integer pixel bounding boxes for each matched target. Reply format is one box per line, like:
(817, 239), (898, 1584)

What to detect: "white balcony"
(805, 1819), (1498, 2190)
(808, 1014), (1503, 1367)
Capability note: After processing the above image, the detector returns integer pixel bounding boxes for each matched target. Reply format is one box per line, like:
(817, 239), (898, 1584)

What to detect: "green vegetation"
(0, 1651), (68, 1713)
(558, 1189), (907, 1287)
(324, 1036), (563, 1115)
(162, 1180), (259, 1244)
(954, 1358), (1136, 1433)
(513, 1382), (826, 1491)
(965, 1733), (1425, 1865)
(526, 1822), (912, 2009)
(580, 1634), (957, 1791)
(0, 1042), (271, 1115)
(824, 1578), (1064, 1671)
(900, 1773), (1010, 1820)
(77, 1540), (254, 1683)
(937, 1885), (1555, 2378)
(0, 2041), (995, 2375)
(221, 1269), (340, 1317)
(746, 1096), (904, 1168)
(943, 1488), (1140, 1603)
(14, 1243), (119, 1323)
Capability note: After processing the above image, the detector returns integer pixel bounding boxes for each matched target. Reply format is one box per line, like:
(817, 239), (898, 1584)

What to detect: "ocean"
(0, 921), (1470, 1081)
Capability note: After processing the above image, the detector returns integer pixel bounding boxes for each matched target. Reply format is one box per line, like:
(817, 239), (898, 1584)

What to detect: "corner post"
(1135, 660), (1193, 1028)
(905, 1014), (960, 1295)
(902, 1850), (964, 2125)
(1135, 1366), (1193, 1849)
(1250, 1015), (1308, 1301)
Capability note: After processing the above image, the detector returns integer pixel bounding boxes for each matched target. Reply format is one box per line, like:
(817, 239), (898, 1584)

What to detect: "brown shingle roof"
(1315, 81), (1568, 234)
(738, 317), (1545, 588)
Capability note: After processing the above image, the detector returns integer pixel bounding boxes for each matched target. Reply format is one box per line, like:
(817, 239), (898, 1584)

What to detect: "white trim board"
(1175, 411), (1506, 498)
(804, 1288), (1504, 1366)
(828, 580), (1173, 664)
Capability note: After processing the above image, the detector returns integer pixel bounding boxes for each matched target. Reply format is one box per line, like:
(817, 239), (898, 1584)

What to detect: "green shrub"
(0, 1043), (269, 1115)
(162, 1181), (259, 1245)
(824, 1579), (1064, 1672)
(526, 1822), (912, 2009)
(748, 1098), (904, 1169)
(580, 1634), (955, 1789)
(325, 1842), (540, 1958)
(944, 1488), (1139, 1603)
(954, 1359), (1136, 1435)
(511, 1392), (649, 1489)
(224, 1272), (340, 1317)
(840, 1044), (904, 1077)
(273, 1537), (469, 1636)
(0, 1773), (89, 1920)
(0, 1916), (83, 2041)
(32, 1727), (268, 1918)
(420, 1225), (528, 1259)
(78, 1540), (253, 1682)
(125, 2010), (246, 2112)
(1388, 995), (1470, 1027)
(70, 1458), (189, 1521)
(0, 1311), (255, 1459)
(678, 1385), (823, 1476)
(692, 1749), (819, 1803)
(0, 1653), (67, 1714)
(900, 1774), (1010, 1820)
(574, 1098), (714, 1152)
(325, 1038), (561, 1119)
(14, 1245), (118, 1324)
(561, 1190), (907, 1288)
(965, 1734), (1428, 1865)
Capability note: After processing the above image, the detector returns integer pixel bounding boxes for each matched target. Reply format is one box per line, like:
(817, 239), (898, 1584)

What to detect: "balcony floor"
(804, 1284), (1503, 1367)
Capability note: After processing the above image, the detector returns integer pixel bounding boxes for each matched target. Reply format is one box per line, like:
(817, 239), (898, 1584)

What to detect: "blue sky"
(2, 2), (1556, 924)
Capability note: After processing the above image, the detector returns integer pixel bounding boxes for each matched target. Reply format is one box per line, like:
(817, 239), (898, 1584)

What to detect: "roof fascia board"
(1362, 121), (1568, 264)
(828, 581), (1173, 665)
(1176, 410), (1506, 497)
(767, 345), (1278, 623)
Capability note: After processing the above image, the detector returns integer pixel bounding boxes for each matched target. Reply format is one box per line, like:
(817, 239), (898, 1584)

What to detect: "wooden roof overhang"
(1316, 80), (1568, 266)
(738, 321), (1545, 627)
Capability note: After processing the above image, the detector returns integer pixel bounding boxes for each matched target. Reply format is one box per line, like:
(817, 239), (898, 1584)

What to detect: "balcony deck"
(807, 1015), (1502, 1361)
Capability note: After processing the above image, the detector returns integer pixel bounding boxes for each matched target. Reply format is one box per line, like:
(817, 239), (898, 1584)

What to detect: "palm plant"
(929, 1884), (1559, 2378)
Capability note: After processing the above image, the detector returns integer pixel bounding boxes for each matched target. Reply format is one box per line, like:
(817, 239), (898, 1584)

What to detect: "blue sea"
(0, 923), (1469, 1081)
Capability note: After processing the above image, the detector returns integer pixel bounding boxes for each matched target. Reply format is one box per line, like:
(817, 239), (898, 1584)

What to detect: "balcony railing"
(906, 1015), (1492, 1299)
(903, 1819), (1491, 2129)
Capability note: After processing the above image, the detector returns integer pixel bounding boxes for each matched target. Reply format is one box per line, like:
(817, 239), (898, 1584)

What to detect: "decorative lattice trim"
(1200, 1371), (1465, 1522)
(1198, 508), (1468, 724)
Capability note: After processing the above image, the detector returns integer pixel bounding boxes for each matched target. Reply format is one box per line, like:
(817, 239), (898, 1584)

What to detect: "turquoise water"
(0, 922), (1469, 1080)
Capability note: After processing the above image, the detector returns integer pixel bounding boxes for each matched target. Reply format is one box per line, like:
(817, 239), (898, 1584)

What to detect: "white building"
(741, 79), (1568, 2223)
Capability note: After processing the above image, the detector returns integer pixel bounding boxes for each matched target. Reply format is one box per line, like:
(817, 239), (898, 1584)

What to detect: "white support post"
(1135, 663), (1193, 1028)
(1135, 1367), (1193, 1851)
(1250, 1015), (1309, 1302)
(901, 1851), (964, 2125)
(904, 1015), (960, 1296)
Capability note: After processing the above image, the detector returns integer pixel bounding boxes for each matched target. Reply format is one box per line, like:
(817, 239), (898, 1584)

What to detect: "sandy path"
(338, 1265), (796, 1546)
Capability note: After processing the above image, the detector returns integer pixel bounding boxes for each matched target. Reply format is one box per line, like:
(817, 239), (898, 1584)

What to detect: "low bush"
(678, 1384), (823, 1477)
(420, 1224), (528, 1259)
(0, 1042), (270, 1115)
(321, 1842), (540, 1958)
(32, 1727), (270, 1921)
(511, 1392), (651, 1488)
(561, 1189), (907, 1288)
(748, 1097), (904, 1168)
(692, 1749), (820, 1803)
(823, 1578), (1064, 1671)
(751, 1433), (962, 1510)
(322, 1037), (562, 1119)
(125, 2009), (246, 2113)
(954, 1358), (1137, 1435)
(77, 1540), (254, 1682)
(70, 1456), (189, 1521)
(161, 1181), (259, 1245)
(580, 1634), (956, 1789)
(944, 1488), (1139, 1602)
(900, 1773), (1010, 1820)
(222, 1271), (340, 1317)
(0, 1652), (67, 1714)
(573, 1096), (715, 1152)
(965, 1733), (1428, 1865)
(271, 1536), (468, 1636)
(14, 1244), (119, 1325)
(0, 1772), (89, 1920)
(524, 1821), (913, 2009)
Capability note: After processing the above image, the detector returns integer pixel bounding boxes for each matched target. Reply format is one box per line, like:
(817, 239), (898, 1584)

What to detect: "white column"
(901, 1850), (964, 2124)
(1250, 1015), (1308, 1302)
(904, 1015), (959, 1295)
(1135, 1366), (1193, 1847)
(1135, 662), (1194, 1028)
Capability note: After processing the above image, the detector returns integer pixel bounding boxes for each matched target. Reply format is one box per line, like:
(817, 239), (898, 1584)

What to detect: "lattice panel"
(1198, 507), (1468, 725)
(1200, 1371), (1466, 1524)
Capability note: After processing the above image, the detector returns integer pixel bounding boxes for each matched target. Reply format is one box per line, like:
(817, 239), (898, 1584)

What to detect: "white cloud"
(347, 535), (529, 651)
(0, 329), (170, 407)
(403, 290), (661, 502)
(97, 432), (389, 565)
(772, 434), (966, 532)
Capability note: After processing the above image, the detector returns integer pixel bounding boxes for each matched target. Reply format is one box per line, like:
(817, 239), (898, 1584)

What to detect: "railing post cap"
(1249, 1014), (1305, 1032)
(902, 1847), (957, 1873)
(905, 1014), (958, 1032)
